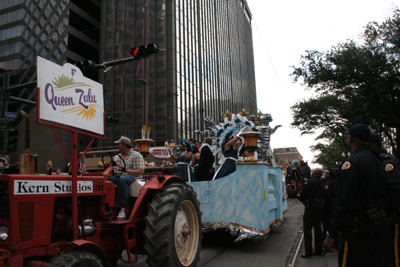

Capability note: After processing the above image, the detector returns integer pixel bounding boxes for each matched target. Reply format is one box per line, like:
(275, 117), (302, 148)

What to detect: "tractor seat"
(110, 178), (145, 198)
(129, 179), (145, 197)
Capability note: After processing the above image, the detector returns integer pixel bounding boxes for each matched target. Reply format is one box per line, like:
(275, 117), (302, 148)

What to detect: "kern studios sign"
(14, 180), (93, 195)
(37, 56), (104, 135)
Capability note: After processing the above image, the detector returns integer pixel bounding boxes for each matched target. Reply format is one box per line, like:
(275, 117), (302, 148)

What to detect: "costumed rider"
(107, 136), (145, 220)
(195, 137), (214, 181)
(176, 142), (194, 182)
(213, 126), (249, 180)
(191, 144), (200, 179)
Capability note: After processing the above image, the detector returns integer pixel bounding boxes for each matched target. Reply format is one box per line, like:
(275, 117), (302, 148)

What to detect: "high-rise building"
(0, 0), (256, 172)
(98, 0), (257, 147)
(0, 0), (101, 93)
(0, 0), (101, 172)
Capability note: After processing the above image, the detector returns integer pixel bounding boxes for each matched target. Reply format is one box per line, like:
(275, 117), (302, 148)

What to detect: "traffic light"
(106, 116), (118, 123)
(147, 43), (159, 54)
(82, 60), (97, 69)
(130, 43), (160, 60)
(7, 128), (18, 152)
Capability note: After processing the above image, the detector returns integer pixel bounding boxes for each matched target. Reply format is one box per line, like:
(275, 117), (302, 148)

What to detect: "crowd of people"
(296, 124), (400, 267)
(173, 126), (250, 182)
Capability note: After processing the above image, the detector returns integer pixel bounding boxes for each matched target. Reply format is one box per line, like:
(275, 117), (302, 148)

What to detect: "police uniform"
(379, 152), (400, 267)
(322, 168), (337, 235)
(300, 175), (325, 257)
(328, 147), (390, 267)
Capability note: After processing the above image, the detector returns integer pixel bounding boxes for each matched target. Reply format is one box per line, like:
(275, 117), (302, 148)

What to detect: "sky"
(246, 0), (398, 168)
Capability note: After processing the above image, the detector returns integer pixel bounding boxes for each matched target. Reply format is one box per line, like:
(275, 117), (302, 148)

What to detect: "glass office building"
(99, 0), (256, 147)
(0, 0), (101, 172)
(0, 0), (101, 101)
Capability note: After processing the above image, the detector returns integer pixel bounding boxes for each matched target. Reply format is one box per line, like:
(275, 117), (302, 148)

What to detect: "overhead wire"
(251, 16), (292, 108)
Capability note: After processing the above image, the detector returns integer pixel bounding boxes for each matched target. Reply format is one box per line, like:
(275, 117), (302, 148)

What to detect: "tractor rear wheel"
(50, 251), (103, 267)
(144, 183), (201, 267)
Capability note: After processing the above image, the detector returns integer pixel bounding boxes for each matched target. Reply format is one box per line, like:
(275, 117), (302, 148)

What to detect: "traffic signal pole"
(0, 74), (37, 173)
(0, 75), (37, 152)
(0, 74), (10, 155)
(82, 44), (162, 72)
(83, 56), (139, 71)
(0, 43), (161, 172)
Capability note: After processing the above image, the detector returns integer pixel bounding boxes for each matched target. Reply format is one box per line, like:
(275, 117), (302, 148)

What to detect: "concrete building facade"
(274, 147), (303, 165)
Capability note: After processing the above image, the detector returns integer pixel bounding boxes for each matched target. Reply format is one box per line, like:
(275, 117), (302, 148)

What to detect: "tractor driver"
(108, 136), (145, 220)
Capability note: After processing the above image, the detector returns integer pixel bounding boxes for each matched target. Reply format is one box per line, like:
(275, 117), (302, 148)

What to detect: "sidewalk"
(296, 237), (338, 267)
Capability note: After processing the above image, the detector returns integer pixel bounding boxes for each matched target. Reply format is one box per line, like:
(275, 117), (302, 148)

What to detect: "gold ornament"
(224, 110), (232, 120)
(239, 108), (249, 117)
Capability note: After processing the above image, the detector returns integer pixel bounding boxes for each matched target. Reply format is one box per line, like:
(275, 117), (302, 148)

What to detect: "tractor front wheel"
(50, 251), (103, 266)
(144, 183), (201, 267)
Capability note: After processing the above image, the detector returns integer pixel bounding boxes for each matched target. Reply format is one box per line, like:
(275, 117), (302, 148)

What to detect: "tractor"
(0, 151), (202, 267)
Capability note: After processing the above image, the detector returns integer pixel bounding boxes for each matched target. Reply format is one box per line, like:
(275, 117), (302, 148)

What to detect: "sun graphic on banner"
(52, 74), (91, 90)
(61, 104), (99, 120)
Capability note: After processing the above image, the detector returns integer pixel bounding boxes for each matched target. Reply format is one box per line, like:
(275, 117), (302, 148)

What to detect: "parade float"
(191, 110), (287, 241)
(78, 109), (287, 242)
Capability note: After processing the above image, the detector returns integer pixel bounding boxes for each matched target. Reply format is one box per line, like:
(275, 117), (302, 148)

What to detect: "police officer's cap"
(369, 133), (382, 145)
(327, 167), (339, 176)
(344, 124), (371, 142)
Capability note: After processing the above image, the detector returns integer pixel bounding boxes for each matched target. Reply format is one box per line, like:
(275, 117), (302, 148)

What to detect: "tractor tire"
(49, 251), (103, 267)
(144, 183), (201, 267)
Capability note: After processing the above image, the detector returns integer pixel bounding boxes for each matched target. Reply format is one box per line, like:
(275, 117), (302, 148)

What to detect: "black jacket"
(324, 177), (336, 207)
(379, 152), (400, 220)
(195, 145), (214, 181)
(328, 146), (387, 238)
(300, 176), (325, 206)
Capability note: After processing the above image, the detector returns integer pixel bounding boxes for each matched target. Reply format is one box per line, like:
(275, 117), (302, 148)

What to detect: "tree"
(311, 140), (346, 169)
(291, 8), (400, 160)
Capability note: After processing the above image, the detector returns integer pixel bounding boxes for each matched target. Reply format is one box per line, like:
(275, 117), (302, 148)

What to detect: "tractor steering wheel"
(102, 152), (126, 176)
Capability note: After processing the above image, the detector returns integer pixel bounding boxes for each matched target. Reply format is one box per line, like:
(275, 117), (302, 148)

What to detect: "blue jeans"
(108, 176), (135, 208)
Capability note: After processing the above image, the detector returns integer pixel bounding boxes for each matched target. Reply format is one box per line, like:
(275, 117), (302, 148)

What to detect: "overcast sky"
(246, 0), (398, 168)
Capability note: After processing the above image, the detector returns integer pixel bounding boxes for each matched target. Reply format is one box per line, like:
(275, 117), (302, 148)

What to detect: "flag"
(67, 162), (71, 172)
(47, 160), (52, 174)
(79, 158), (86, 175)
(98, 161), (104, 169)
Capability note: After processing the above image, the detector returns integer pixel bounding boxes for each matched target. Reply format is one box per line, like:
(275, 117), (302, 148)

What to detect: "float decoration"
(239, 132), (261, 161)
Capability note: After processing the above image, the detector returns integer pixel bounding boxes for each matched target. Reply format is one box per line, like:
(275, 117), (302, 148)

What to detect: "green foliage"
(291, 7), (400, 159)
(311, 141), (346, 169)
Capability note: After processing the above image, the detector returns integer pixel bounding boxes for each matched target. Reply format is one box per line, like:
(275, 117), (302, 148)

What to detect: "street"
(119, 198), (311, 267)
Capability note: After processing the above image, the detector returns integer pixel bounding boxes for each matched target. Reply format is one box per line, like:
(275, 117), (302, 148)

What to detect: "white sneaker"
(117, 208), (126, 220)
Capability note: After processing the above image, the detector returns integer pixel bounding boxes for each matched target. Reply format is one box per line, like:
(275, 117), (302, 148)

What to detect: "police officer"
(369, 133), (400, 267)
(322, 167), (338, 236)
(323, 124), (390, 267)
(300, 168), (325, 258)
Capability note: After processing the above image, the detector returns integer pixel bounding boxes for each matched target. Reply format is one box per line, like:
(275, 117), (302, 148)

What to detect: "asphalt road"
(118, 198), (304, 267)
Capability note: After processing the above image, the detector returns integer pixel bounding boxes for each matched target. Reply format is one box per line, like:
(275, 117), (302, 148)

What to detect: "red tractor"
(0, 151), (202, 267)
